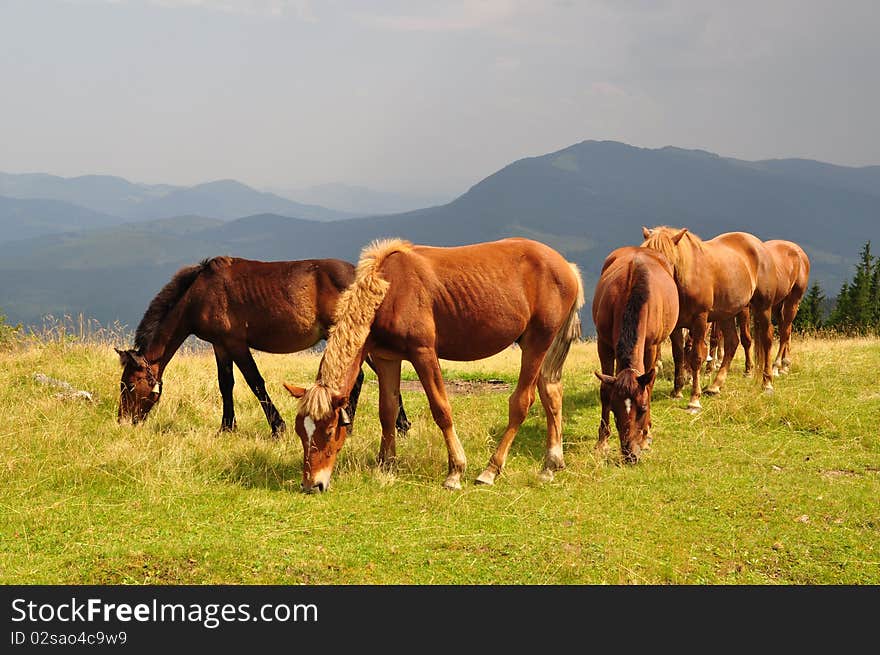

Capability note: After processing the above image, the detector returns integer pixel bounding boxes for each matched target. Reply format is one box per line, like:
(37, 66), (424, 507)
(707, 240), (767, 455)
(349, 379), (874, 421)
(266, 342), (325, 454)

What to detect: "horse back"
(765, 240), (811, 305)
(187, 257), (355, 352)
(593, 247), (678, 348)
(704, 232), (777, 312)
(371, 238), (579, 359)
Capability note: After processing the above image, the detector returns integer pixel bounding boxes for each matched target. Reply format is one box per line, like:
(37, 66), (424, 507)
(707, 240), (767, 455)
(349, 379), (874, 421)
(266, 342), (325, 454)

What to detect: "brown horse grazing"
(641, 226), (777, 412)
(116, 257), (410, 436)
(284, 237), (584, 492)
(592, 246), (679, 463)
(724, 240), (811, 377)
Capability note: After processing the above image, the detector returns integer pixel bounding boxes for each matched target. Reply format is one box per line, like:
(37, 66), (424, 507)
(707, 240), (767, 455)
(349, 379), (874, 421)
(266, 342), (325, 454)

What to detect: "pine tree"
(829, 280), (852, 329)
(794, 282), (825, 331)
(828, 241), (877, 333)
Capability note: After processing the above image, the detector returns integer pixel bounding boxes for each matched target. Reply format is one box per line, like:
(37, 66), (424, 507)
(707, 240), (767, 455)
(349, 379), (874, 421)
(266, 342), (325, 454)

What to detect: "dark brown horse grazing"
(284, 237), (584, 492)
(641, 226), (777, 412)
(722, 239), (811, 377)
(116, 257), (410, 436)
(592, 246), (679, 462)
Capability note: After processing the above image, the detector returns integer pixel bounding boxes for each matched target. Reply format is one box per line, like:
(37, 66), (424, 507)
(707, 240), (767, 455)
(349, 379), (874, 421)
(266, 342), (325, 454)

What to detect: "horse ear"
(637, 368), (657, 388)
(115, 348), (139, 367)
(338, 407), (352, 427)
(672, 228), (688, 244)
(283, 383), (307, 398)
(594, 371), (616, 385)
(642, 226), (651, 240)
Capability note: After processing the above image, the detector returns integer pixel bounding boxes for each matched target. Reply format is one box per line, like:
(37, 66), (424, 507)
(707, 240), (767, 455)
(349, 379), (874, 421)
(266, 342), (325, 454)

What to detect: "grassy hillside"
(1, 336), (877, 584)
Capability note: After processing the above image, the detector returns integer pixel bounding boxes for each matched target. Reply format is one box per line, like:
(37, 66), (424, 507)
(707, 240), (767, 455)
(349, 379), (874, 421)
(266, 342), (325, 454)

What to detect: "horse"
(640, 226), (777, 412)
(116, 256), (410, 436)
(722, 240), (811, 377)
(283, 237), (584, 492)
(592, 246), (679, 462)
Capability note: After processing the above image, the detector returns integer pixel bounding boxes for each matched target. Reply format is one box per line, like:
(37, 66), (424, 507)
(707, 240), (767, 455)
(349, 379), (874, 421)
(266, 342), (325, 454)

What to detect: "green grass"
(1, 336), (878, 584)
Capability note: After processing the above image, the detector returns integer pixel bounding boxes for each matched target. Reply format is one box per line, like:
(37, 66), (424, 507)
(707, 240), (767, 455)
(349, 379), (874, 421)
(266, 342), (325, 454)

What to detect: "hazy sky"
(1, 0), (877, 197)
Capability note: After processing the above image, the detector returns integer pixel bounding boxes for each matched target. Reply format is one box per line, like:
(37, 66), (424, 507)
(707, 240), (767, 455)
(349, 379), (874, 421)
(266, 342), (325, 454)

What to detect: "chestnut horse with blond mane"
(284, 237), (584, 492)
(641, 226), (777, 411)
(592, 246), (679, 462)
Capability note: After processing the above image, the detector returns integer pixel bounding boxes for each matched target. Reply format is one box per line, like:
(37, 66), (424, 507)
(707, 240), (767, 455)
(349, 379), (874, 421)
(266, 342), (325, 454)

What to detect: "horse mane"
(298, 238), (412, 419)
(133, 258), (219, 352)
(612, 368), (642, 399)
(641, 226), (703, 283)
(616, 272), (649, 369)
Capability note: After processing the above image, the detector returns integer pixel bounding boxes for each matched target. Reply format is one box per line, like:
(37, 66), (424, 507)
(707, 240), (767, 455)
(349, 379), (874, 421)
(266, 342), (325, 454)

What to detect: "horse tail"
(541, 262), (585, 383)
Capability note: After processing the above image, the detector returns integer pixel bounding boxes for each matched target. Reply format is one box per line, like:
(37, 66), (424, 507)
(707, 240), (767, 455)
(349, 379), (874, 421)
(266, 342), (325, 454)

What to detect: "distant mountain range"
(268, 182), (452, 216)
(1, 140), (877, 333)
(0, 173), (352, 241)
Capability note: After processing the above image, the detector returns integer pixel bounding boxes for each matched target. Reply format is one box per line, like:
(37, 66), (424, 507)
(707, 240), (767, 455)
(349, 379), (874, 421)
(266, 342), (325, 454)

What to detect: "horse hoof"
(685, 403), (702, 414)
(671, 391), (683, 399)
(474, 468), (497, 486)
(538, 468), (555, 483)
(763, 386), (775, 395)
(704, 386), (720, 396)
(443, 473), (463, 490)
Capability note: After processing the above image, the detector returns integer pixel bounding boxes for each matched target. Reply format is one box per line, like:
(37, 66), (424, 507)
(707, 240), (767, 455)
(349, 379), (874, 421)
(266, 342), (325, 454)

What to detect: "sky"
(1, 0), (878, 198)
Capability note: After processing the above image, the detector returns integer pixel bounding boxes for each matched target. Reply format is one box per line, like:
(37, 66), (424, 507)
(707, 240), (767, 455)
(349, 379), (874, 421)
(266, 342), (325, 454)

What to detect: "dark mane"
(133, 259), (212, 352)
(616, 271), (650, 370)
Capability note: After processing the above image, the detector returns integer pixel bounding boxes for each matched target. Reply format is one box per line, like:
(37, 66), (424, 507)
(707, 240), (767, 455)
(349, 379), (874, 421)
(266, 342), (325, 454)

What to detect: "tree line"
(794, 241), (880, 334)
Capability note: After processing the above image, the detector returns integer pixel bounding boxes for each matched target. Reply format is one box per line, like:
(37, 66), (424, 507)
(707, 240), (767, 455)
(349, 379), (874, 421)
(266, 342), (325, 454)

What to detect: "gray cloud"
(2, 0), (877, 197)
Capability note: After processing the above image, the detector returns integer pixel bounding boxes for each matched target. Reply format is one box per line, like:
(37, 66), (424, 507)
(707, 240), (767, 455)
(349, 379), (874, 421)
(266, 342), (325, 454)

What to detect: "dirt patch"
(821, 469), (859, 479)
(398, 378), (511, 395)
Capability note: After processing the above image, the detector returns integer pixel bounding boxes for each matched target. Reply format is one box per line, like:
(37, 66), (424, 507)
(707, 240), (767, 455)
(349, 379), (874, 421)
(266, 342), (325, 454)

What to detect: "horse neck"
(319, 341), (368, 398)
(141, 302), (192, 376)
(616, 303), (648, 373)
(615, 268), (650, 373)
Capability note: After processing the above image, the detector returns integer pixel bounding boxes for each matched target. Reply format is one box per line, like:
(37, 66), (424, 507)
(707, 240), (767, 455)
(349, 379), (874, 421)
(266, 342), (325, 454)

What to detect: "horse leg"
(536, 376), (564, 481)
(342, 368), (365, 436)
(596, 339), (614, 452)
(641, 344), (660, 448)
(476, 339), (545, 486)
(706, 317), (739, 395)
(777, 299), (798, 374)
(752, 306), (775, 392)
(372, 357), (403, 468)
(366, 355), (411, 436)
(670, 327), (686, 399)
(686, 316), (709, 412)
(214, 345), (236, 432)
(410, 348), (466, 490)
(705, 323), (716, 374)
(230, 347), (286, 437)
(770, 304), (784, 378)
(739, 308), (753, 376)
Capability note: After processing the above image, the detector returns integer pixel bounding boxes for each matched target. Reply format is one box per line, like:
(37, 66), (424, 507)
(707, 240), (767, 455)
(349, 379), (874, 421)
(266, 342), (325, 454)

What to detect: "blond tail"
(541, 262), (585, 383)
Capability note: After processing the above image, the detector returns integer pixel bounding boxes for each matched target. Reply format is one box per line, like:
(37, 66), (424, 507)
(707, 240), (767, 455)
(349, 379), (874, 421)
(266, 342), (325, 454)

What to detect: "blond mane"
(641, 226), (702, 283)
(298, 238), (413, 419)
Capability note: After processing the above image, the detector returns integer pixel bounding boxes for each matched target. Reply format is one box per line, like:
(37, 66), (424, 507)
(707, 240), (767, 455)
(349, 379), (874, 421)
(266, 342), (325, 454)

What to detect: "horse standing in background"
(116, 257), (410, 436)
(284, 237), (584, 492)
(641, 226), (777, 412)
(592, 246), (679, 462)
(724, 239), (811, 377)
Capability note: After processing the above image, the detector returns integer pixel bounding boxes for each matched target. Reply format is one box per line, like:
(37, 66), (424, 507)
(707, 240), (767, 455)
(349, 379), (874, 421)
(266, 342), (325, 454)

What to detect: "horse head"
(283, 382), (352, 493)
(594, 367), (656, 463)
(115, 348), (162, 424)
